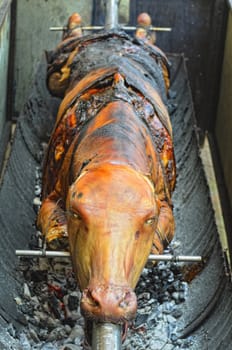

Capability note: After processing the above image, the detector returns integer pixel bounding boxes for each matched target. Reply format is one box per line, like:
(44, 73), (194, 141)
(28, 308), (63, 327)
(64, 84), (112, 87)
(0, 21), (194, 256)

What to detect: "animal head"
(66, 164), (160, 323)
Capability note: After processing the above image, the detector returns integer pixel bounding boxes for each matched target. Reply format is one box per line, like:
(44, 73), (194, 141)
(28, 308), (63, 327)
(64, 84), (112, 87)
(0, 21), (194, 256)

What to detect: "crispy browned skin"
(38, 19), (176, 324)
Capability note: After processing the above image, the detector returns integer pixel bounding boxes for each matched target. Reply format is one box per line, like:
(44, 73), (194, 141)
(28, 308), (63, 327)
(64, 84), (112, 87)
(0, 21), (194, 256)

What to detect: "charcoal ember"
(7, 323), (16, 338)
(157, 291), (170, 303)
(61, 344), (83, 350)
(180, 281), (188, 295)
(16, 312), (28, 326)
(28, 327), (40, 342)
(33, 310), (60, 330)
(149, 338), (168, 349)
(38, 258), (50, 271)
(28, 314), (40, 327)
(162, 301), (175, 315)
(147, 313), (157, 328)
(167, 271), (174, 283)
(171, 308), (183, 319)
(170, 331), (180, 343)
(38, 328), (49, 341)
(17, 257), (32, 274)
(137, 292), (150, 301)
(160, 344), (174, 350)
(68, 292), (80, 311)
(171, 292), (183, 304)
(29, 231), (42, 249)
(30, 295), (40, 309)
(29, 269), (48, 282)
(34, 184), (41, 196)
(19, 302), (34, 316)
(166, 314), (176, 324)
(134, 313), (149, 328)
(179, 291), (186, 302)
(65, 271), (77, 291)
(170, 280), (181, 291)
(52, 261), (70, 275)
(47, 293), (62, 319)
(19, 332), (31, 350)
(40, 342), (58, 350)
(48, 282), (66, 299)
(23, 282), (32, 299)
(47, 326), (67, 341)
(66, 324), (85, 344)
(146, 298), (156, 306)
(63, 293), (81, 325)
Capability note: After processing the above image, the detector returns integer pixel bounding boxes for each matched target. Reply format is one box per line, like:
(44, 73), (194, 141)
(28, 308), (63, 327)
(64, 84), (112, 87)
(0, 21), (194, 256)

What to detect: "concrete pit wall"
(13, 0), (93, 117)
(0, 1), (10, 136)
(216, 8), (232, 211)
(0, 0), (11, 172)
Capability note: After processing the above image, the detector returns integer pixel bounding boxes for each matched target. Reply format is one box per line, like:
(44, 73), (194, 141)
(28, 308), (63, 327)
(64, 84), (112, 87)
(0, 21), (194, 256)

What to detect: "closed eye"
(144, 216), (158, 226)
(67, 210), (82, 220)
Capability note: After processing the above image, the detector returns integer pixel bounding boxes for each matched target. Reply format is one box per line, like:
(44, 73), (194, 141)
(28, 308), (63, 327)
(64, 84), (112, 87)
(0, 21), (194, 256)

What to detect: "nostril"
(119, 300), (129, 308)
(119, 292), (133, 309)
(85, 289), (100, 308)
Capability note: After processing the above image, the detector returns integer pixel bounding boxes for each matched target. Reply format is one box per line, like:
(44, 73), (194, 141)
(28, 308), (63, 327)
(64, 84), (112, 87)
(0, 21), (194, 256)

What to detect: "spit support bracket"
(15, 249), (203, 263)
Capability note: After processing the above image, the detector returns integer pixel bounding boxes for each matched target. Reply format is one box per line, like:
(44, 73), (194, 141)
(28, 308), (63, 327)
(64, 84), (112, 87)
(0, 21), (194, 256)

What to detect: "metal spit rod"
(49, 25), (172, 32)
(92, 323), (122, 350)
(105, 0), (119, 30)
(15, 250), (202, 262)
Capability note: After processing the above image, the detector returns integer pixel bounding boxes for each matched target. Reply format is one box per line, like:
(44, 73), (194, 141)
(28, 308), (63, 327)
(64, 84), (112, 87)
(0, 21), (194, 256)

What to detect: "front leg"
(151, 201), (175, 255)
(37, 191), (68, 250)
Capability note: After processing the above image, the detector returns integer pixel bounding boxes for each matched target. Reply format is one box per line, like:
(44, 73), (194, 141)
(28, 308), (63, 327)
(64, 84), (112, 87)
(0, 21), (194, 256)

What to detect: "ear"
(151, 201), (175, 254)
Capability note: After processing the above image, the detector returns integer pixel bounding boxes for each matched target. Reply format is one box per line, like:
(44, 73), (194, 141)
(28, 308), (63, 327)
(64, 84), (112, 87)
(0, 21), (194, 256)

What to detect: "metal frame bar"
(49, 25), (172, 32)
(15, 249), (202, 262)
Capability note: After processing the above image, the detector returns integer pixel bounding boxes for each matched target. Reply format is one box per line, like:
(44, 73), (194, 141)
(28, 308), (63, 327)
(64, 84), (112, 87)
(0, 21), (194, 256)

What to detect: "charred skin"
(37, 17), (176, 325)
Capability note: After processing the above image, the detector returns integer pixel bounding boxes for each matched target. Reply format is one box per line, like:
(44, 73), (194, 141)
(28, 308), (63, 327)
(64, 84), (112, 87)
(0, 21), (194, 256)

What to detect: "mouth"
(81, 303), (135, 324)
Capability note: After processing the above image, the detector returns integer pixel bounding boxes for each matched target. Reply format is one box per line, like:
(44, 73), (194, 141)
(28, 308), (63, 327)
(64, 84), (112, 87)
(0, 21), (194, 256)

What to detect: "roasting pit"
(0, 52), (232, 349)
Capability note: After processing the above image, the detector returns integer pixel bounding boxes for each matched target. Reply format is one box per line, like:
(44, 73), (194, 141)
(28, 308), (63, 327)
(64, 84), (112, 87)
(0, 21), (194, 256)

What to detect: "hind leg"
(37, 191), (68, 250)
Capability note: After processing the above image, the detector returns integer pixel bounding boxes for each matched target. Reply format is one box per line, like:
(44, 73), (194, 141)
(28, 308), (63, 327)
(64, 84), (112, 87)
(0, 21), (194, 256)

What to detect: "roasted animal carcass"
(37, 13), (176, 328)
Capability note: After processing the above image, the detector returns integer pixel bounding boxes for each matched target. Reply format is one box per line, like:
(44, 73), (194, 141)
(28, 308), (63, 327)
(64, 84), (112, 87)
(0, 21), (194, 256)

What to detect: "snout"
(80, 284), (137, 323)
